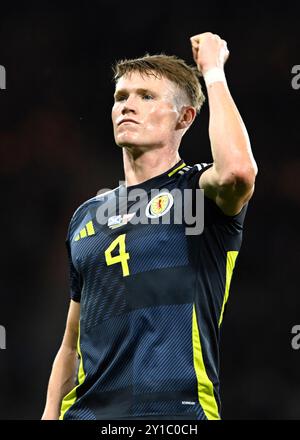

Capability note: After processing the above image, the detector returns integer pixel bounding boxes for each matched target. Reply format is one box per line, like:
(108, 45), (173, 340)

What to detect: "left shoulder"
(178, 162), (213, 188)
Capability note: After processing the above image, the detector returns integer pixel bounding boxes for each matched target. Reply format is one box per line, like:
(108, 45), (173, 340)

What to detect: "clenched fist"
(190, 32), (229, 75)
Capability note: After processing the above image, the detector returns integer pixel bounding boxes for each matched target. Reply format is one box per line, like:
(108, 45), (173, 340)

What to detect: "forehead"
(115, 71), (175, 93)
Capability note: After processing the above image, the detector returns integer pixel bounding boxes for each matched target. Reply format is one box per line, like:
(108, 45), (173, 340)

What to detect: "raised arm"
(190, 32), (258, 216)
(41, 300), (80, 420)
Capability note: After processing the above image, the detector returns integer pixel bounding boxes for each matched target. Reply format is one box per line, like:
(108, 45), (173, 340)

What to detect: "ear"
(176, 106), (197, 130)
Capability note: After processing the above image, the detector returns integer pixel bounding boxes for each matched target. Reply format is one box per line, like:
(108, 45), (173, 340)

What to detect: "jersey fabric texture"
(59, 159), (247, 420)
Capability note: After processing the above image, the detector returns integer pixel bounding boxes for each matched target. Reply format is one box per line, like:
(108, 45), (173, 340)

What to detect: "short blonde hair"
(112, 53), (205, 113)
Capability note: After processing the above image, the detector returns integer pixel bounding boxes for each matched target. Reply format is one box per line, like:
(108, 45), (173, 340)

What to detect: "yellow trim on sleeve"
(192, 304), (220, 420)
(86, 220), (95, 236)
(218, 251), (239, 327)
(79, 228), (87, 239)
(59, 322), (86, 420)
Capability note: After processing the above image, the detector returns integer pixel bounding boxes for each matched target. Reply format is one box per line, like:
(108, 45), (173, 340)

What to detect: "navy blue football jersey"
(59, 159), (247, 420)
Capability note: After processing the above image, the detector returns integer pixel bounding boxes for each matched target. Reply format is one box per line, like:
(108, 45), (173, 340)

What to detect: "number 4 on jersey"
(104, 234), (130, 277)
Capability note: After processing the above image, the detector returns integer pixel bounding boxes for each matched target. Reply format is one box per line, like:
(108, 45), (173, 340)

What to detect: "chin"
(116, 136), (140, 148)
(115, 134), (155, 150)
(117, 142), (139, 149)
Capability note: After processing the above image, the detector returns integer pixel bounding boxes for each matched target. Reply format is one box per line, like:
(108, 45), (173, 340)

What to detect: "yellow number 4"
(105, 234), (130, 277)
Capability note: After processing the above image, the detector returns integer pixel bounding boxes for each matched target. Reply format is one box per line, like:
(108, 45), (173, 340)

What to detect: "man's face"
(111, 71), (181, 149)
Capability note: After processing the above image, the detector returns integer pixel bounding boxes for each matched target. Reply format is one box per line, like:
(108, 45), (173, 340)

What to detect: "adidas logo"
(74, 220), (95, 241)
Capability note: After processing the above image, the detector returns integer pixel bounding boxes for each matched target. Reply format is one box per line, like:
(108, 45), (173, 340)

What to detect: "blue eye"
(143, 94), (153, 100)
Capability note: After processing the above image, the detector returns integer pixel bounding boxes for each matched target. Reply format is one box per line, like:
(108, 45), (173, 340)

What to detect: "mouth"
(118, 119), (139, 126)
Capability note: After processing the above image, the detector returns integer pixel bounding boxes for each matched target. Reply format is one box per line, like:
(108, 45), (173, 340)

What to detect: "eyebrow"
(114, 88), (156, 99)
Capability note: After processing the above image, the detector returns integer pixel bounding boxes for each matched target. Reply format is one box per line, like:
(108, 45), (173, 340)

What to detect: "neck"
(122, 146), (181, 187)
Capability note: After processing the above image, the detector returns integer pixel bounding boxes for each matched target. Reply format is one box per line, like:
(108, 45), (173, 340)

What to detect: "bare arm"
(190, 32), (258, 215)
(41, 300), (80, 420)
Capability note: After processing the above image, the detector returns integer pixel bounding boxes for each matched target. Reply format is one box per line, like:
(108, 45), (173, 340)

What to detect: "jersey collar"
(120, 159), (186, 193)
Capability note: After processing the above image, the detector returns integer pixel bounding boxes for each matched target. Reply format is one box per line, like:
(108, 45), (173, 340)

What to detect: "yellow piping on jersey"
(74, 220), (95, 242)
(86, 220), (95, 236)
(218, 251), (239, 327)
(59, 322), (86, 420)
(192, 304), (220, 420)
(168, 162), (186, 177)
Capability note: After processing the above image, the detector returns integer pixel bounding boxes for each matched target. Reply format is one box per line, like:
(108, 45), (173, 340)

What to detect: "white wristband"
(203, 67), (227, 87)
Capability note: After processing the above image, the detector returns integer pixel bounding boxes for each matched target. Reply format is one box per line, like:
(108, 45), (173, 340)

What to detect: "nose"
(121, 95), (137, 115)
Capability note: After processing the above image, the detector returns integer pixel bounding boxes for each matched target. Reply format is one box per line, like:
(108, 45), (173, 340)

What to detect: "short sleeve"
(186, 163), (248, 234)
(65, 227), (83, 303)
(204, 195), (248, 235)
